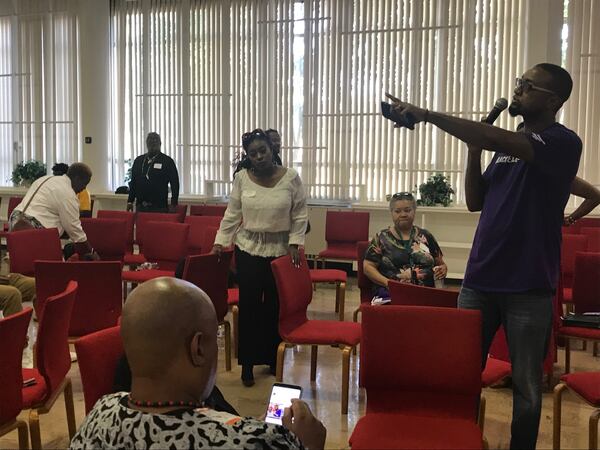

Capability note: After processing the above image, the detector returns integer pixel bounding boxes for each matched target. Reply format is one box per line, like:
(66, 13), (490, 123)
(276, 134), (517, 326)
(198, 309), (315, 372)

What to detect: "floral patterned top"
(365, 225), (443, 288)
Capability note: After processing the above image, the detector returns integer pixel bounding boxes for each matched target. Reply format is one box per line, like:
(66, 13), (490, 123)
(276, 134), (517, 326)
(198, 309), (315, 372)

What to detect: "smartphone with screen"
(381, 101), (415, 129)
(265, 383), (302, 425)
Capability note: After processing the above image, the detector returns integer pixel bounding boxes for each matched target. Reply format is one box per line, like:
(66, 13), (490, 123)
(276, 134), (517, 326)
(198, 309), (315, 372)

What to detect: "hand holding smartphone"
(381, 101), (416, 130)
(265, 383), (302, 425)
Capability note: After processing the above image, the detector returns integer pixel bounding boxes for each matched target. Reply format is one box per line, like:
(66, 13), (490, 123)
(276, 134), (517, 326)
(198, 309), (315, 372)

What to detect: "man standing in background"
(127, 132), (180, 213)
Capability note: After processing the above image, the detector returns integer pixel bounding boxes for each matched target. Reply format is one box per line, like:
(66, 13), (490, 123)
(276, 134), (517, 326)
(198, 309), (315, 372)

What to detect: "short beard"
(508, 101), (520, 117)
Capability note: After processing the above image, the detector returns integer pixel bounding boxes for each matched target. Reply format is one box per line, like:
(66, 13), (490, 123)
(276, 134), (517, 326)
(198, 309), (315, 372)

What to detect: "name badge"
(153, 163), (162, 169)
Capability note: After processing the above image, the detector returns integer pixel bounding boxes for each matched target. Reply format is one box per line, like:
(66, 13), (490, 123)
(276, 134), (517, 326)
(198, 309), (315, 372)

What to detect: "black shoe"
(241, 365), (255, 387)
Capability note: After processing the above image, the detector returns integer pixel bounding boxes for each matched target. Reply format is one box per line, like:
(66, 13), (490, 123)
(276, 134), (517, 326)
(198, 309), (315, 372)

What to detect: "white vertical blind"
(0, 0), (79, 186)
(563, 0), (600, 192)
(110, 0), (298, 195)
(302, 0), (526, 202)
(108, 0), (596, 203)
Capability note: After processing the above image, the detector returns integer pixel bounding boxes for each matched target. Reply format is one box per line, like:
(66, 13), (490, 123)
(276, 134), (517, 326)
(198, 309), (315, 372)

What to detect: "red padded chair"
(200, 227), (218, 254)
(581, 227), (600, 253)
(8, 196), (23, 217)
(1, 196), (23, 236)
(97, 210), (135, 254)
(75, 326), (123, 414)
(184, 216), (223, 255)
(174, 204), (188, 222)
(309, 268), (347, 321)
(35, 261), (122, 339)
(558, 252), (600, 373)
(182, 252), (233, 370)
(564, 217), (600, 235)
(561, 234), (588, 304)
(123, 212), (180, 266)
(317, 210), (370, 267)
(22, 281), (77, 450)
(135, 212), (180, 242)
(81, 218), (128, 261)
(353, 241), (373, 322)
(553, 371), (600, 450)
(388, 280), (459, 308)
(0, 308), (33, 450)
(122, 222), (190, 283)
(271, 252), (361, 414)
(7, 228), (63, 276)
(190, 204), (227, 216)
(349, 305), (483, 450)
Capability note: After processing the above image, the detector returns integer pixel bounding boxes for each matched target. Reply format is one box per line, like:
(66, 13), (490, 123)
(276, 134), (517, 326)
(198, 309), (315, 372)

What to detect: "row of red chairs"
(561, 226), (600, 303)
(0, 282), (78, 449)
(3, 269), (598, 449)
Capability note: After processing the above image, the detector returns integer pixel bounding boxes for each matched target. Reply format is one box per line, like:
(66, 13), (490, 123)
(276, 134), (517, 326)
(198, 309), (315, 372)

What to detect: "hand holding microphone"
(467, 98), (508, 154)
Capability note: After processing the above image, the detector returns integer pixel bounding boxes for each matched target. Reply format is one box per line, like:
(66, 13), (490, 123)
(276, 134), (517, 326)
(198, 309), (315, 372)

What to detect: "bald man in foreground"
(70, 278), (326, 450)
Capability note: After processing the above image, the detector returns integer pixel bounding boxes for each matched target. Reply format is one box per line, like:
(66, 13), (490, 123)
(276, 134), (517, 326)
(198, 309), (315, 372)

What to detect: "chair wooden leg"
(334, 284), (339, 312)
(553, 382), (567, 450)
(352, 307), (360, 323)
(341, 346), (351, 414)
(232, 306), (239, 358)
(17, 420), (29, 450)
(590, 409), (600, 450)
(478, 395), (486, 434)
(565, 338), (571, 374)
(593, 341), (598, 357)
(276, 341), (287, 382)
(28, 409), (41, 450)
(583, 341), (588, 351)
(64, 379), (76, 439)
(222, 321), (232, 371)
(310, 345), (318, 381)
(336, 281), (346, 321)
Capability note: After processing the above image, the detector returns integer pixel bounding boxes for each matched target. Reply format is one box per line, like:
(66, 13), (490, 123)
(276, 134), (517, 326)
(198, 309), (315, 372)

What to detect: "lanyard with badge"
(143, 155), (159, 180)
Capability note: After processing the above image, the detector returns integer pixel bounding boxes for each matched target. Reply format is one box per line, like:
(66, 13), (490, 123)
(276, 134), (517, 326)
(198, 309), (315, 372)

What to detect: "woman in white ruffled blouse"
(212, 129), (308, 386)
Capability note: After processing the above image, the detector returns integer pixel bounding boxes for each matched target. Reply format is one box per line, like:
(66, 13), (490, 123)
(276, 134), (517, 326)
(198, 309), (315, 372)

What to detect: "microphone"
(483, 98), (508, 124)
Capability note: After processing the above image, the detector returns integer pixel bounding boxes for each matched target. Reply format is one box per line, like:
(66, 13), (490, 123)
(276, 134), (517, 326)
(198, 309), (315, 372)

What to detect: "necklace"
(128, 394), (204, 409)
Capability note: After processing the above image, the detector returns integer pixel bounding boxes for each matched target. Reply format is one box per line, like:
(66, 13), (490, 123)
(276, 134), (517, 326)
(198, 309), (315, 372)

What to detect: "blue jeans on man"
(458, 287), (553, 450)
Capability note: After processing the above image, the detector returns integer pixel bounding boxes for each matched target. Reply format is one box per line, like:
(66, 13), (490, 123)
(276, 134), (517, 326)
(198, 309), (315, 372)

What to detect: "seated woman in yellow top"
(77, 189), (92, 217)
(363, 192), (447, 298)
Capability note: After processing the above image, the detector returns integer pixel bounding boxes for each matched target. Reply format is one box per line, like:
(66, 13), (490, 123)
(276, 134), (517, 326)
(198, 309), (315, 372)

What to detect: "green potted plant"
(417, 173), (454, 207)
(11, 160), (47, 187)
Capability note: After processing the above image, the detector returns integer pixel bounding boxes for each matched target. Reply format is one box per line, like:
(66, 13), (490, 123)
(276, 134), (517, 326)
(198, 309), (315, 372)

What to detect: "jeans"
(458, 287), (553, 450)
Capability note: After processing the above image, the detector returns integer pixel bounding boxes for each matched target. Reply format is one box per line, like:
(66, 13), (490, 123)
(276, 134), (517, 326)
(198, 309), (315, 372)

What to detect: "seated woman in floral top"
(363, 192), (448, 297)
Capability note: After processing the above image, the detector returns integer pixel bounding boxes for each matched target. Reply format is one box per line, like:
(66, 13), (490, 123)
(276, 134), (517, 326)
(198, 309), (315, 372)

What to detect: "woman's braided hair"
(233, 128), (282, 176)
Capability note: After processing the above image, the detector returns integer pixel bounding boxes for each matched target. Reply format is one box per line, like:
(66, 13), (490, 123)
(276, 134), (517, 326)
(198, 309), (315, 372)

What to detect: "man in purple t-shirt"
(386, 63), (581, 449)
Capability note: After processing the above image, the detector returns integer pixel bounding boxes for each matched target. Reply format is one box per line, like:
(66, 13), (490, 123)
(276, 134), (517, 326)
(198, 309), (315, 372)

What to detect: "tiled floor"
(1, 278), (597, 449)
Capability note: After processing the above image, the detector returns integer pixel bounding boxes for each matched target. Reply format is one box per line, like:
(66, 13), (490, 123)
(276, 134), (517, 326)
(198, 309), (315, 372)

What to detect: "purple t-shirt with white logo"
(463, 122), (582, 293)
